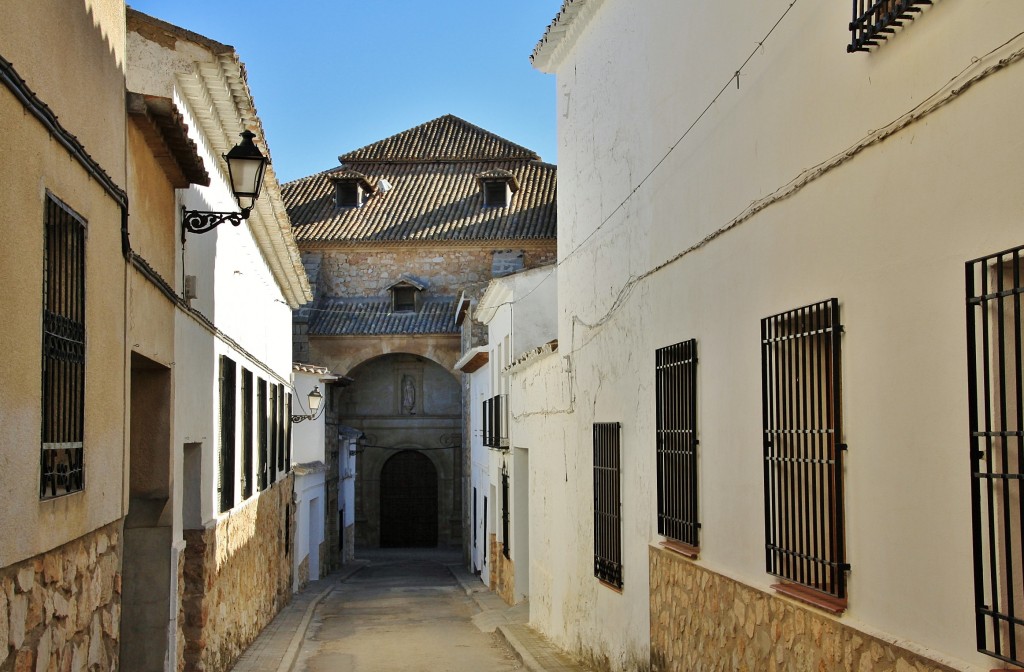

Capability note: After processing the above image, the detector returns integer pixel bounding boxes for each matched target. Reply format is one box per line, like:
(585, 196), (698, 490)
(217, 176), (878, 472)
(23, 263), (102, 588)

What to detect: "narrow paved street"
(292, 550), (522, 672)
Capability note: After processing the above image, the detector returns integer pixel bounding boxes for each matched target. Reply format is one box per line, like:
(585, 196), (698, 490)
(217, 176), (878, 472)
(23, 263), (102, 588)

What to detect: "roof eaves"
(531, 0), (608, 73)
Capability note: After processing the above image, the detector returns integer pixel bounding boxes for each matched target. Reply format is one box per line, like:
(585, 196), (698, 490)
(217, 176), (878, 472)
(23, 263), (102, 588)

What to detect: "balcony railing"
(848, 0), (932, 53)
(482, 394), (509, 449)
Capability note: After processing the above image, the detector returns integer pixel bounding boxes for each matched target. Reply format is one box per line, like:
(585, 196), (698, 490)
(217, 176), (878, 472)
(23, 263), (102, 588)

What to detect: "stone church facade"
(284, 115), (557, 549)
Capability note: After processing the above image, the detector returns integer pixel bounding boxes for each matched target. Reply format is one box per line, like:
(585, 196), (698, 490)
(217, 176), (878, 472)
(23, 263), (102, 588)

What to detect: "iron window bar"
(40, 194), (86, 499)
(594, 422), (623, 589)
(482, 394), (509, 449)
(656, 339), (700, 548)
(502, 464), (511, 559)
(966, 245), (1024, 667)
(848, 0), (932, 52)
(761, 299), (849, 601)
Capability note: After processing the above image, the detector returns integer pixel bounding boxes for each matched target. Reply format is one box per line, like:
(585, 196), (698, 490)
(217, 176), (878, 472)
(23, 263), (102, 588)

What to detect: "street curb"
(495, 624), (546, 672)
(276, 561), (368, 672)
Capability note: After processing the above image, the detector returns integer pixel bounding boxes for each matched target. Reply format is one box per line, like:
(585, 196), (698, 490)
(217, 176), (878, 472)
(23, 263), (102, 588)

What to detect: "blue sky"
(127, 1), (563, 183)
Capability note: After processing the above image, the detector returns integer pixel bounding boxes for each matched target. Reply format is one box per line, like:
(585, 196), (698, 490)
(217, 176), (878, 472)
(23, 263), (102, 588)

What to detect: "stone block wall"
(317, 246), (556, 299)
(489, 534), (516, 605)
(182, 477), (293, 672)
(649, 546), (960, 672)
(0, 520), (122, 672)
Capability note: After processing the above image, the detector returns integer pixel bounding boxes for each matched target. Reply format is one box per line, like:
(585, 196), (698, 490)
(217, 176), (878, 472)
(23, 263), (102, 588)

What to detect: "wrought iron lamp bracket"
(181, 206), (251, 241)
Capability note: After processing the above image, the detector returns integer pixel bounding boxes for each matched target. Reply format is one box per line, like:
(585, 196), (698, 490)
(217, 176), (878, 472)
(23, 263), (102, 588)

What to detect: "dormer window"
(330, 170), (375, 209)
(387, 274), (427, 314)
(477, 169), (520, 209)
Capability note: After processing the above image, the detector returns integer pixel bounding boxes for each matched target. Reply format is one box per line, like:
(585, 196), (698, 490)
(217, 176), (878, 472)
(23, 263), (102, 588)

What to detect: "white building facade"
(525, 0), (1024, 670)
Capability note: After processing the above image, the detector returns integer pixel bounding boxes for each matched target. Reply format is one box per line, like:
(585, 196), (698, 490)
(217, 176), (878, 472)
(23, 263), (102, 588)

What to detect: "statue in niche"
(401, 374), (416, 415)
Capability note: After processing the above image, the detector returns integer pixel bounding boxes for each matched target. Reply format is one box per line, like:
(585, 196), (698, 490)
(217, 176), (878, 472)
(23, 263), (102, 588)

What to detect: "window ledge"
(598, 579), (623, 594)
(771, 582), (846, 615)
(660, 539), (699, 559)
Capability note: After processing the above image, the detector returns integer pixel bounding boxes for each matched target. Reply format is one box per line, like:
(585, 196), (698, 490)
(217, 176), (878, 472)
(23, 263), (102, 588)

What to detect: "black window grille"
(218, 356), (237, 513)
(276, 383), (285, 474)
(40, 194), (86, 499)
(966, 245), (1024, 668)
(269, 383), (278, 483)
(482, 394), (508, 448)
(241, 368), (253, 499)
(285, 392), (292, 472)
(656, 339), (700, 548)
(257, 379), (268, 491)
(594, 422), (623, 589)
(761, 299), (849, 601)
(848, 0), (932, 52)
(501, 464), (511, 559)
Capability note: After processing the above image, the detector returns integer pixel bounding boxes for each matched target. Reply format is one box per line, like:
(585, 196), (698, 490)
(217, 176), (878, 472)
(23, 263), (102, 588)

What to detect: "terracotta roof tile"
(338, 115), (539, 163)
(310, 298), (458, 336)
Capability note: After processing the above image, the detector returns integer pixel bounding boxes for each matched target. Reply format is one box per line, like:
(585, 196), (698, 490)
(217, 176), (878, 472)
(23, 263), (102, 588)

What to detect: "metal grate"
(257, 379), (268, 491)
(40, 195), (86, 499)
(241, 369), (253, 499)
(594, 422), (623, 589)
(966, 245), (1024, 667)
(761, 299), (848, 600)
(502, 464), (511, 559)
(218, 356), (237, 513)
(848, 0), (932, 52)
(482, 394), (509, 449)
(656, 339), (700, 547)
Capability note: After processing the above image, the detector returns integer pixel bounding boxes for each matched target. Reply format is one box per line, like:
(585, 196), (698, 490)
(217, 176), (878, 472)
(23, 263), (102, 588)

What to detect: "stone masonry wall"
(649, 546), (960, 672)
(316, 246), (557, 298)
(489, 534), (516, 605)
(183, 477), (293, 672)
(0, 520), (122, 672)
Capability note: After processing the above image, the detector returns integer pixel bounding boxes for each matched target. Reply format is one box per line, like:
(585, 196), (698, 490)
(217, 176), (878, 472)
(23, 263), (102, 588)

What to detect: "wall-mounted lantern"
(291, 385), (324, 424)
(181, 130), (268, 240)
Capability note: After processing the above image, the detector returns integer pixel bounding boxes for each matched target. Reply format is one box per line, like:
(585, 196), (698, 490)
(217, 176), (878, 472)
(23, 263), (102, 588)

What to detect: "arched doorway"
(380, 450), (438, 547)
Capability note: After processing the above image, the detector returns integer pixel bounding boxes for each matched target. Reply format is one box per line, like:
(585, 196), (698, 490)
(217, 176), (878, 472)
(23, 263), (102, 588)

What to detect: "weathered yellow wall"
(0, 0), (128, 569)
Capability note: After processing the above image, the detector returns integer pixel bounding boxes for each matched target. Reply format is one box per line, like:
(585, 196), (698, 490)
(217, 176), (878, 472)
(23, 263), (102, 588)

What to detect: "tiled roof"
(338, 115), (539, 163)
(285, 160), (555, 244)
(310, 298), (459, 336)
(283, 115), (556, 245)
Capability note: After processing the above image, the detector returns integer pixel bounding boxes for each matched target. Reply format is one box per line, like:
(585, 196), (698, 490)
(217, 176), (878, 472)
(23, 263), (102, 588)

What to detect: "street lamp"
(181, 130), (269, 240)
(291, 386), (324, 424)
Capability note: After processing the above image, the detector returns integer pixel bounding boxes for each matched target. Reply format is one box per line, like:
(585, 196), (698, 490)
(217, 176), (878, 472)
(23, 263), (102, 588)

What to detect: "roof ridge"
(337, 115), (540, 163)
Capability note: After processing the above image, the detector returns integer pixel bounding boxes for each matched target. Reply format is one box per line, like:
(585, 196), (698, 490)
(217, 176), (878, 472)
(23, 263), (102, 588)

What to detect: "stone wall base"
(489, 534), (515, 605)
(649, 545), (960, 672)
(182, 477), (293, 672)
(0, 520), (122, 672)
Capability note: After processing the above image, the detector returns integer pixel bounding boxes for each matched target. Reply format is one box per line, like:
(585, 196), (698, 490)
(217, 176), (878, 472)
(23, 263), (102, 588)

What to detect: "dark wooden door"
(380, 450), (438, 547)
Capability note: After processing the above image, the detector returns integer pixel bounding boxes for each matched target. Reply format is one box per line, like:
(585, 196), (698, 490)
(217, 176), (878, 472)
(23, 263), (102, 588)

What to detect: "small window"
(656, 339), (699, 550)
(218, 356), (237, 513)
(40, 194), (87, 499)
(336, 181), (362, 208)
(241, 368), (253, 499)
(966, 246), (1024, 668)
(594, 422), (623, 589)
(848, 0), (931, 53)
(257, 378), (268, 491)
(483, 181), (509, 208)
(761, 299), (848, 605)
(392, 286), (417, 313)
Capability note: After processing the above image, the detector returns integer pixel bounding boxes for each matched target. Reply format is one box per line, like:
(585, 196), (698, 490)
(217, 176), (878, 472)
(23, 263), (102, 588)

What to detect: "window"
(218, 356), (237, 513)
(483, 181), (509, 208)
(392, 286), (417, 313)
(276, 383), (286, 473)
(257, 378), (268, 491)
(656, 339), (699, 550)
(501, 464), (511, 559)
(848, 0), (932, 53)
(241, 368), (253, 499)
(40, 194), (86, 499)
(269, 383), (278, 483)
(482, 394), (508, 449)
(761, 299), (848, 605)
(285, 392), (292, 472)
(966, 245), (1024, 668)
(594, 422), (623, 589)
(335, 181), (362, 208)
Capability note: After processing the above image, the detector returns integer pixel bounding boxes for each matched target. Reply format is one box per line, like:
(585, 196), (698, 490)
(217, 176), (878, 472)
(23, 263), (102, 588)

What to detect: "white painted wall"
(525, 0), (1024, 669)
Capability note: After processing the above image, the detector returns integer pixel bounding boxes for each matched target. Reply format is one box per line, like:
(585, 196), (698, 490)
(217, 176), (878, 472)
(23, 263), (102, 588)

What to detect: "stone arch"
(309, 334), (462, 379)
